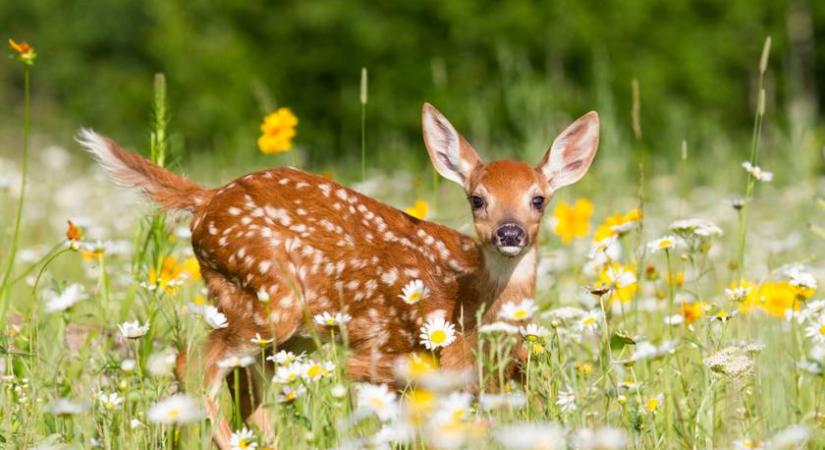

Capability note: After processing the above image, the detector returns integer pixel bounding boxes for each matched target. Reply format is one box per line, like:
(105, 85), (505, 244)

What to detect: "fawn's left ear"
(536, 111), (600, 191)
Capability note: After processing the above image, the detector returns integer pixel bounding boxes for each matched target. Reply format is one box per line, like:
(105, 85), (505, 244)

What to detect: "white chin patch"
(496, 246), (524, 257)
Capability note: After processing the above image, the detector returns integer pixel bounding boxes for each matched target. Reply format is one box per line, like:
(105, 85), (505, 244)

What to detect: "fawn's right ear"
(422, 103), (481, 186)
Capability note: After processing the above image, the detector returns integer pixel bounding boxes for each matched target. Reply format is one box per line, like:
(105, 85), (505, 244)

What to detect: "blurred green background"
(2, 0), (824, 177)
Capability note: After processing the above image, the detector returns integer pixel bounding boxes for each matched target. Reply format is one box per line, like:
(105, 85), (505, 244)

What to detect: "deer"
(78, 103), (599, 448)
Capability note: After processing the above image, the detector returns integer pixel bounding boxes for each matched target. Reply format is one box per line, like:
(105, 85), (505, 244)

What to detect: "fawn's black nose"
(493, 222), (527, 252)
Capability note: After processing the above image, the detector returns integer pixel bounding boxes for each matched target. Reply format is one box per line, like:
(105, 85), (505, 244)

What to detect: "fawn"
(78, 103), (599, 447)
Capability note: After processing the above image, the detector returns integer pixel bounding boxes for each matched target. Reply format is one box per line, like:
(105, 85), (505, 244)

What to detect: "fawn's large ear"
(422, 103), (481, 186)
(536, 111), (600, 191)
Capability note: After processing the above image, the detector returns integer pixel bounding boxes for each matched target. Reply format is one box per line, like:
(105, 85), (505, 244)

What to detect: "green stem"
(0, 67), (31, 323)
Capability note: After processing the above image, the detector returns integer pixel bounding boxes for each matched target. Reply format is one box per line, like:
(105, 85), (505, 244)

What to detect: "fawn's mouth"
(494, 244), (527, 257)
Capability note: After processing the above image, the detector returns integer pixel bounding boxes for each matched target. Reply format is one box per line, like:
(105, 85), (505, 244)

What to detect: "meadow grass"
(1, 37), (824, 450)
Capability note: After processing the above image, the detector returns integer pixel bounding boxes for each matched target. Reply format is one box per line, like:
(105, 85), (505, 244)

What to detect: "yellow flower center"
(658, 239), (672, 249)
(646, 398), (660, 412)
(430, 330), (447, 345)
(369, 397), (385, 410)
(819, 325), (825, 336)
(307, 365), (323, 378)
(582, 316), (597, 326)
(167, 408), (180, 419)
(407, 292), (423, 303)
(239, 440), (251, 449)
(513, 309), (528, 319)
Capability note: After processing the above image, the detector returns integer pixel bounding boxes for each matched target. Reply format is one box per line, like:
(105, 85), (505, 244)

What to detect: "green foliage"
(1, 0), (819, 169)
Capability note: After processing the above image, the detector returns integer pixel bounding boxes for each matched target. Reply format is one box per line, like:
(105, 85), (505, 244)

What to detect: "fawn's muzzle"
(493, 222), (527, 256)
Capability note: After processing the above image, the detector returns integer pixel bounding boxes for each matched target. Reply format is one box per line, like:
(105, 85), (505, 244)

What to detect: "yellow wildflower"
(598, 262), (638, 304)
(593, 208), (642, 242)
(181, 257), (201, 281)
(405, 388), (436, 424)
(148, 256), (186, 294)
(257, 108), (298, 154)
(8, 38), (36, 65)
(666, 272), (685, 287)
(551, 198), (593, 244)
(681, 301), (707, 324)
(405, 200), (430, 220)
(739, 281), (804, 318)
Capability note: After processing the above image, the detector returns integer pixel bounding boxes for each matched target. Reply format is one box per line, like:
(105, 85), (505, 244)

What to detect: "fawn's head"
(422, 103), (599, 258)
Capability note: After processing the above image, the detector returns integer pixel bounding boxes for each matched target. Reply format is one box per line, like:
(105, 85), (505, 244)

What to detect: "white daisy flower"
(573, 426), (628, 450)
(121, 359), (137, 373)
(766, 425), (809, 449)
(498, 298), (538, 321)
(146, 394), (204, 424)
(647, 235), (685, 253)
(419, 317), (457, 350)
(669, 218), (723, 238)
(147, 348), (178, 377)
(434, 391), (473, 424)
(301, 360), (335, 381)
(44, 398), (89, 416)
(725, 286), (752, 302)
(277, 385), (306, 403)
(479, 321), (520, 335)
(577, 310), (602, 334)
(732, 438), (764, 450)
(479, 392), (527, 411)
(605, 264), (637, 288)
(356, 383), (399, 422)
(783, 266), (817, 291)
(804, 316), (825, 345)
(117, 320), (149, 339)
(217, 354), (256, 369)
(202, 306), (229, 329)
(44, 283), (87, 313)
(742, 161), (773, 182)
(266, 350), (301, 366)
(250, 333), (273, 346)
(519, 323), (550, 339)
(313, 311), (352, 327)
(272, 361), (303, 384)
(556, 387), (577, 413)
(129, 418), (143, 429)
(229, 427), (257, 450)
(96, 391), (123, 410)
(494, 422), (565, 450)
(399, 279), (429, 305)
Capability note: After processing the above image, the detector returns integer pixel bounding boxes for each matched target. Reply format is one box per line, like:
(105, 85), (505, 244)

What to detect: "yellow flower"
(8, 38), (36, 65)
(645, 393), (664, 413)
(551, 198), (593, 244)
(739, 281), (803, 318)
(148, 256), (186, 295)
(405, 388), (436, 424)
(680, 301), (707, 324)
(257, 108), (298, 154)
(666, 272), (685, 287)
(405, 200), (430, 220)
(598, 262), (638, 304)
(593, 208), (642, 242)
(182, 257), (201, 281)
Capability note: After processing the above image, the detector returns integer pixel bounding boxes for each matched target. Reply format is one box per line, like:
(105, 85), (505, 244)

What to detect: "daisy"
(313, 311), (352, 327)
(645, 393), (664, 414)
(147, 348), (178, 377)
(96, 391), (123, 410)
(229, 427), (257, 450)
(147, 394), (204, 424)
(725, 285), (752, 302)
(217, 354), (256, 369)
(277, 385), (306, 403)
(301, 360), (335, 381)
(804, 316), (825, 345)
(494, 422), (565, 450)
(44, 398), (89, 416)
(419, 317), (457, 350)
(479, 392), (527, 411)
(44, 283), (87, 313)
(732, 438), (764, 450)
(250, 333), (273, 346)
(202, 306), (229, 329)
(742, 161), (773, 182)
(266, 350), (301, 366)
(118, 320), (149, 339)
(576, 310), (602, 334)
(556, 387), (577, 413)
(669, 218), (723, 238)
(520, 323), (550, 340)
(400, 279), (429, 305)
(436, 391), (473, 423)
(478, 321), (520, 335)
(647, 235), (684, 253)
(356, 383), (399, 422)
(272, 361), (303, 384)
(498, 298), (538, 321)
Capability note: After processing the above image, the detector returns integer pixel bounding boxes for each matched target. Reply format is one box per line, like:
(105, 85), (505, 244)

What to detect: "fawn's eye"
(470, 195), (485, 210)
(531, 196), (545, 210)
